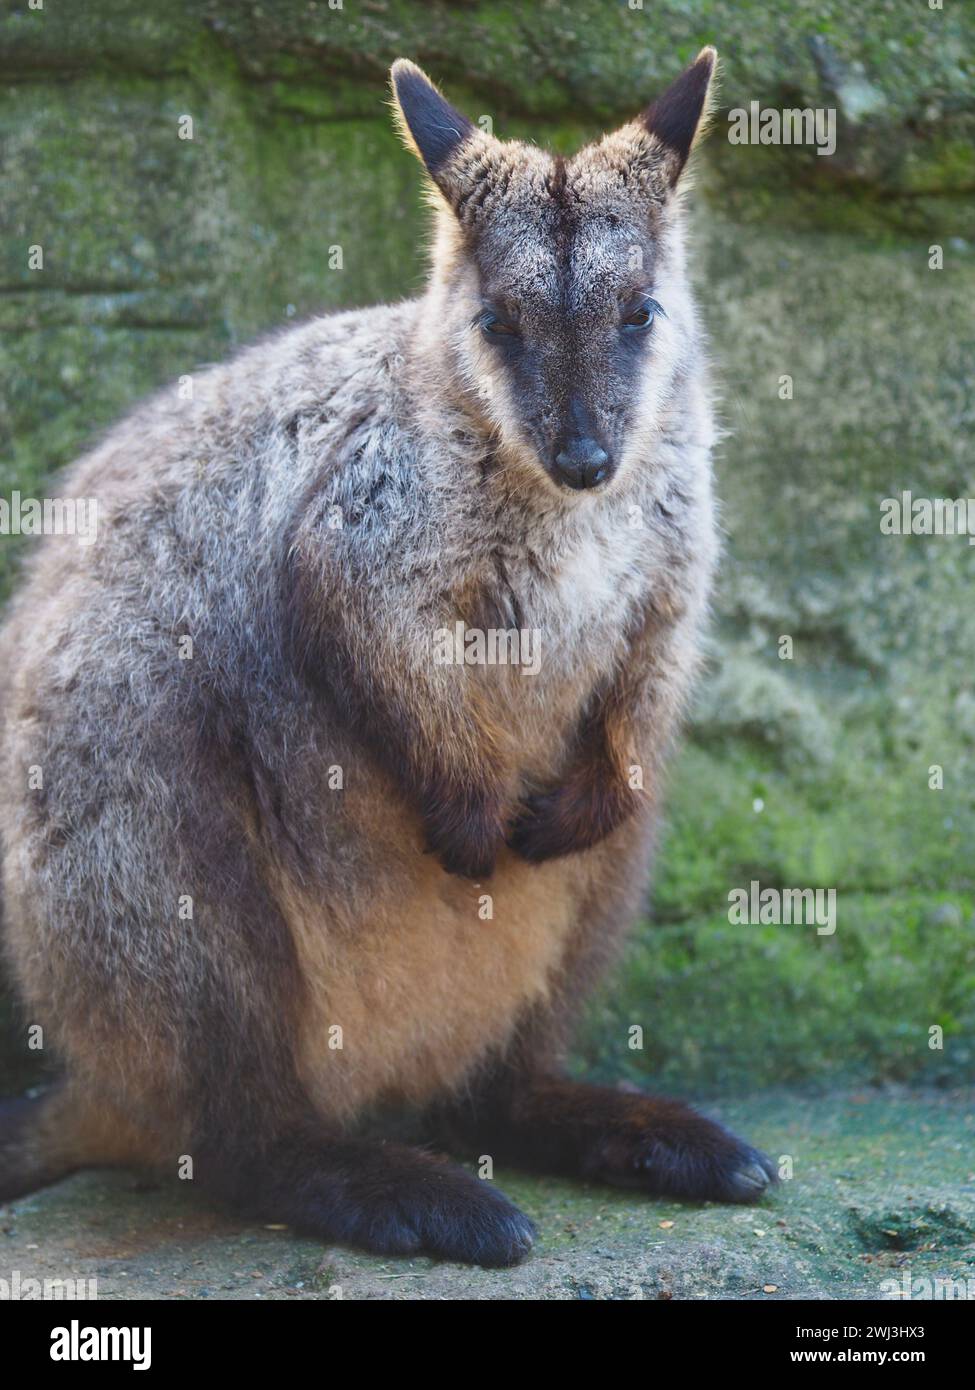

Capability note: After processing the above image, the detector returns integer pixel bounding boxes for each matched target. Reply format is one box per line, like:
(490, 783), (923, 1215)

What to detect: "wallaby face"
(392, 53), (714, 495)
(0, 49), (778, 1272)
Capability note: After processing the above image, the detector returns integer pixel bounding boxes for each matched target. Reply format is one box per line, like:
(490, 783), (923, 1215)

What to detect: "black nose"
(553, 438), (610, 490)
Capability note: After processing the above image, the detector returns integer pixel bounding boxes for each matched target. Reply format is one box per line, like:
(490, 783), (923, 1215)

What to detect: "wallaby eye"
(622, 296), (662, 332)
(476, 309), (519, 340)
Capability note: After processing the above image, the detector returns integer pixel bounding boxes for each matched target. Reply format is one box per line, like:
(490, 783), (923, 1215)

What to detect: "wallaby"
(0, 49), (775, 1268)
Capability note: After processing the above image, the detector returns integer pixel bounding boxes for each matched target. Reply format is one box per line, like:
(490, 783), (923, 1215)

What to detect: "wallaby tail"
(0, 1090), (78, 1200)
(0, 1084), (157, 1201)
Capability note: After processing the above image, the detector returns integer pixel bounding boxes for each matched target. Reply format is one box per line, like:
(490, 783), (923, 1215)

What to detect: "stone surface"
(2, 1090), (972, 1300)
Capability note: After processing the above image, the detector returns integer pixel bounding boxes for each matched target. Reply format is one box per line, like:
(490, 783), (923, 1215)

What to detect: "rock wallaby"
(0, 48), (775, 1266)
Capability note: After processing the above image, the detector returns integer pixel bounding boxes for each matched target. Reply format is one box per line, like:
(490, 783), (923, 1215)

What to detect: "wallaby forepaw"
(507, 790), (570, 863)
(508, 776), (637, 864)
(431, 839), (497, 881)
(421, 786), (501, 880)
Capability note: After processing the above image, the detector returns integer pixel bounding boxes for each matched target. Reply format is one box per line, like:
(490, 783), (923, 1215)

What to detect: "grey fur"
(0, 53), (751, 1262)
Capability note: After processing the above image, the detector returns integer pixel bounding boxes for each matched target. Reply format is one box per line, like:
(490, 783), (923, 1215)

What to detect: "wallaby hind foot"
(437, 1076), (778, 1205)
(200, 1129), (535, 1268)
(1, 1092), (535, 1268)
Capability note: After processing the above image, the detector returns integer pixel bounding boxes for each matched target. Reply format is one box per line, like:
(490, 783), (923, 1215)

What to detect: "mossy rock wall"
(2, 1), (974, 1093)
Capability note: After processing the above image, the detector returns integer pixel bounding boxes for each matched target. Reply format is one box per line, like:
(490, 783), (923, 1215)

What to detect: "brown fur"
(0, 50), (776, 1266)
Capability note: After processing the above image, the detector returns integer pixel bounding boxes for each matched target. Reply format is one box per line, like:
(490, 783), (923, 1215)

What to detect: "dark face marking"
(469, 167), (665, 493)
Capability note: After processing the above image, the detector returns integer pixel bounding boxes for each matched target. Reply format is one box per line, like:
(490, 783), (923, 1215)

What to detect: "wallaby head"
(390, 50), (717, 498)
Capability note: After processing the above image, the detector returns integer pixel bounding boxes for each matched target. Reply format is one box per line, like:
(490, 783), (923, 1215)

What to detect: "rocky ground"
(3, 1089), (973, 1301)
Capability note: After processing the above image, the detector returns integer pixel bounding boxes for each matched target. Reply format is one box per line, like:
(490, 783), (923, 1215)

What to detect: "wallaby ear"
(641, 46), (718, 184)
(390, 59), (476, 191)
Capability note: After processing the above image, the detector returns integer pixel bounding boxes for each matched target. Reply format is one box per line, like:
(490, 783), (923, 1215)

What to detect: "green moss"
(571, 720), (975, 1094)
(703, 139), (975, 239)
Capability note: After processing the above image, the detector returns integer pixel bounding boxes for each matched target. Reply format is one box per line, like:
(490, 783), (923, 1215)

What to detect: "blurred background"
(2, 0), (974, 1098)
